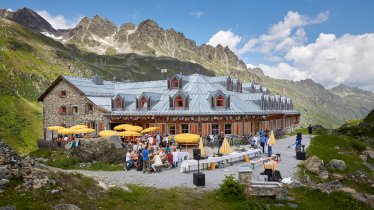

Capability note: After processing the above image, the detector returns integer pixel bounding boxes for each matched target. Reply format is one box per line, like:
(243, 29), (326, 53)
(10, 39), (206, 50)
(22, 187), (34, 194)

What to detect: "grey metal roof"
(64, 73), (299, 116)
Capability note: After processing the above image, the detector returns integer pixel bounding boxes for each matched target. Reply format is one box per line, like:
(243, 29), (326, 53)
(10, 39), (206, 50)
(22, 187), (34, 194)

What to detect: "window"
(171, 79), (179, 89)
(168, 124), (176, 135)
(224, 124), (232, 135)
(115, 98), (122, 109)
(85, 103), (93, 114)
(175, 96), (184, 108)
(211, 124), (219, 135)
(181, 124), (189, 133)
(59, 91), (66, 98)
(72, 106), (78, 115)
(216, 95), (225, 107)
(58, 106), (67, 115)
(140, 96), (148, 108)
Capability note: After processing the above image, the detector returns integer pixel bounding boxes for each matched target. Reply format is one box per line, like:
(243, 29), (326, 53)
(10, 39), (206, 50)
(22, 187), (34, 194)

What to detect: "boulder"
(329, 159), (347, 171)
(0, 206), (16, 210)
(70, 137), (127, 163)
(52, 204), (81, 210)
(317, 180), (342, 193)
(329, 173), (344, 181)
(0, 179), (9, 189)
(362, 150), (374, 160)
(304, 156), (329, 179)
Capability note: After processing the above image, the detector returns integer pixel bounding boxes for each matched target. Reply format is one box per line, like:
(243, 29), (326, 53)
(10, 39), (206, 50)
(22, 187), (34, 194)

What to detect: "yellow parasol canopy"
(119, 130), (142, 137)
(47, 126), (65, 131)
(70, 125), (88, 130)
(125, 126), (143, 132)
(198, 137), (205, 157)
(269, 130), (276, 145)
(58, 128), (75, 135)
(73, 128), (96, 134)
(114, 124), (133, 131)
(140, 127), (161, 133)
(219, 137), (232, 155)
(174, 133), (200, 144)
(99, 130), (119, 137)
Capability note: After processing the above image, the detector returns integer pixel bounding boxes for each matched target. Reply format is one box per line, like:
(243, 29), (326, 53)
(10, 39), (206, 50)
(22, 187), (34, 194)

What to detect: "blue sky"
(2, 0), (374, 91)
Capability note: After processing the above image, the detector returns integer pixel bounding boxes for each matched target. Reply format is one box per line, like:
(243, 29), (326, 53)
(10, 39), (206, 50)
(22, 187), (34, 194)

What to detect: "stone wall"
(42, 79), (109, 140)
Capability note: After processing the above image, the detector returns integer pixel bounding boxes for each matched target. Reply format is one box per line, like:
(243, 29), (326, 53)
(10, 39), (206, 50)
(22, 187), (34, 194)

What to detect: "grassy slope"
(0, 173), (370, 210)
(306, 134), (373, 194)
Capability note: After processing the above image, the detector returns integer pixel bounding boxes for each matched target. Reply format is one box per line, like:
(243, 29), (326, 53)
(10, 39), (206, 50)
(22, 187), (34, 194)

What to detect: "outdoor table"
(180, 149), (261, 173)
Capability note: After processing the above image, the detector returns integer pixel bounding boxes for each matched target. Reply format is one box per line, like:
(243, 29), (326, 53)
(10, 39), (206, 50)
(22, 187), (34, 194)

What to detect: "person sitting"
(159, 148), (166, 160)
(165, 144), (170, 155)
(151, 154), (163, 172)
(172, 148), (179, 167)
(125, 149), (134, 171)
(249, 134), (255, 148)
(167, 151), (174, 168)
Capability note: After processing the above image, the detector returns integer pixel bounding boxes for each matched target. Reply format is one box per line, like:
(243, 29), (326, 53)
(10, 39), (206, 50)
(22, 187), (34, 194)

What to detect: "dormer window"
(167, 74), (183, 90)
(172, 78), (179, 89)
(140, 96), (148, 108)
(115, 98), (123, 108)
(210, 90), (230, 109)
(175, 96), (184, 108)
(216, 95), (225, 107)
(170, 91), (189, 109)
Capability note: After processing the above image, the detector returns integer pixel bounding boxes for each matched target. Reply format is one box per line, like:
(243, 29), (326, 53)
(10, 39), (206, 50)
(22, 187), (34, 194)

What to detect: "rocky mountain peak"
(76, 16), (90, 29)
(87, 15), (117, 38)
(0, 7), (56, 34)
(138, 19), (159, 29)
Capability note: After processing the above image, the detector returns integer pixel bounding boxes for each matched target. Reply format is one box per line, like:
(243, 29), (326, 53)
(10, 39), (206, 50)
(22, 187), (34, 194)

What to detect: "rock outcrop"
(304, 156), (329, 179)
(70, 137), (127, 163)
(0, 140), (54, 192)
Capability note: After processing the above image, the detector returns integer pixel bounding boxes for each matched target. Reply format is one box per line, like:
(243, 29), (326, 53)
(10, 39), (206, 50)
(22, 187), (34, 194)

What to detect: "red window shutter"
(58, 107), (62, 114)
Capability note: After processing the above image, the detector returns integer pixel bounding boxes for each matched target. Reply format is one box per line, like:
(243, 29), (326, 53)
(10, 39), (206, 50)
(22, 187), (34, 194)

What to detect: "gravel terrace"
(70, 135), (311, 190)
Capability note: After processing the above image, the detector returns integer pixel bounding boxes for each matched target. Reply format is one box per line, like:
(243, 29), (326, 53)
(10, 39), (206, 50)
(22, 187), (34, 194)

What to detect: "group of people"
(124, 140), (184, 174)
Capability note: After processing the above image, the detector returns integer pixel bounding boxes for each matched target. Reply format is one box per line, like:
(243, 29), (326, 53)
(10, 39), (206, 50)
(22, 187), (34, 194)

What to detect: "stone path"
(69, 135), (312, 190)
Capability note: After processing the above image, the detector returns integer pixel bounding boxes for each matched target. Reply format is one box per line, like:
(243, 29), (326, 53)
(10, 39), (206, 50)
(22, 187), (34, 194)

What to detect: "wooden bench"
(153, 163), (169, 172)
(249, 156), (276, 169)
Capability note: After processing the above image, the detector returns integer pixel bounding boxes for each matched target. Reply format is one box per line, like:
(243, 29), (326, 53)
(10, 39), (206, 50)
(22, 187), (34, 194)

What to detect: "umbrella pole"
(52, 130), (53, 141)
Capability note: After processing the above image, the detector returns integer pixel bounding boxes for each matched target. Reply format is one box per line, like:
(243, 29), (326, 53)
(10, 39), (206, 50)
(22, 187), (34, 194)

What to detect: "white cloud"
(259, 63), (309, 81)
(238, 11), (329, 56)
(190, 10), (204, 18)
(246, 63), (257, 69)
(36, 10), (82, 29)
(207, 30), (242, 52)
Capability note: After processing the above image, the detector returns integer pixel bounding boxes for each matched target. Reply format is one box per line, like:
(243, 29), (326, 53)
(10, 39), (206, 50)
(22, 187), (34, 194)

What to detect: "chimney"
(91, 75), (103, 85)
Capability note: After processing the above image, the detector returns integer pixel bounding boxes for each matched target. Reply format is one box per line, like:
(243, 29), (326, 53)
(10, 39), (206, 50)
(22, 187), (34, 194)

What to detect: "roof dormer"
(169, 90), (189, 110)
(167, 74), (183, 90)
(210, 90), (230, 109)
(136, 92), (161, 110)
(112, 94), (124, 110)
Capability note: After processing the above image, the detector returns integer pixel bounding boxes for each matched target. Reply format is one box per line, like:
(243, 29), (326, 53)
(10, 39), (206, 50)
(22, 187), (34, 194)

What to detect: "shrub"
(219, 175), (245, 200)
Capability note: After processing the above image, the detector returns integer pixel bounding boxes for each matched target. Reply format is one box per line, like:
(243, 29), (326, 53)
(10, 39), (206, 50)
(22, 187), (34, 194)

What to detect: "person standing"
(218, 132), (224, 152)
(308, 125), (313, 136)
(260, 135), (267, 154)
(142, 146), (150, 173)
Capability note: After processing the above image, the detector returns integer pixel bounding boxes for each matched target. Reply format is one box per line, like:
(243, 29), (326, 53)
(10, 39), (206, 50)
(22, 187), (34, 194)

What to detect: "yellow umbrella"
(174, 133), (200, 144)
(119, 130), (142, 137)
(58, 128), (75, 135)
(269, 130), (276, 145)
(47, 126), (65, 140)
(99, 130), (119, 137)
(219, 137), (232, 155)
(198, 137), (205, 157)
(114, 124), (133, 131)
(70, 125), (88, 130)
(125, 126), (143, 132)
(47, 126), (65, 131)
(73, 128), (96, 134)
(140, 127), (161, 133)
